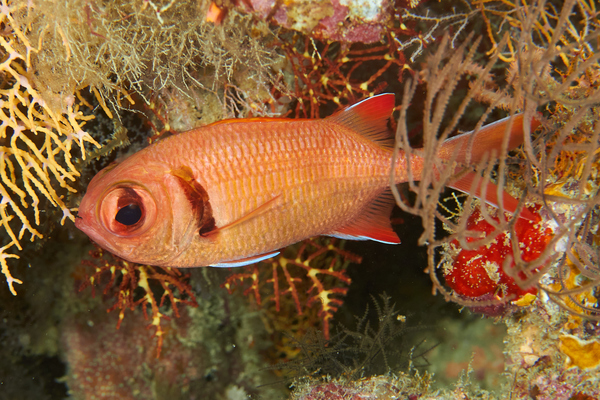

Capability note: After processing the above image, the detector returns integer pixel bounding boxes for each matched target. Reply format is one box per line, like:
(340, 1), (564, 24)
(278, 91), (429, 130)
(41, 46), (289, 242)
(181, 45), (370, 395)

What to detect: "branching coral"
(489, 0), (600, 320)
(222, 237), (361, 340)
(398, 1), (480, 62)
(392, 0), (600, 321)
(0, 1), (100, 295)
(279, 11), (416, 119)
(78, 246), (198, 357)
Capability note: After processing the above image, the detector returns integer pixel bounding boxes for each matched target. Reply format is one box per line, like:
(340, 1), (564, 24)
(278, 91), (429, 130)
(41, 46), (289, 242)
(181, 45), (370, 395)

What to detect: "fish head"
(75, 157), (197, 265)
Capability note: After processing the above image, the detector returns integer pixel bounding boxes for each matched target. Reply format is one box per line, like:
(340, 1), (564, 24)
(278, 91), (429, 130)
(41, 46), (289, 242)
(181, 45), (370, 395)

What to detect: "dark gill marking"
(172, 167), (216, 236)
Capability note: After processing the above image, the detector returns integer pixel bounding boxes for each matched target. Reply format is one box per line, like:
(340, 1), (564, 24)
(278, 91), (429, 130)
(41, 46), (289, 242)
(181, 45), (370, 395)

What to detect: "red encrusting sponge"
(445, 206), (554, 303)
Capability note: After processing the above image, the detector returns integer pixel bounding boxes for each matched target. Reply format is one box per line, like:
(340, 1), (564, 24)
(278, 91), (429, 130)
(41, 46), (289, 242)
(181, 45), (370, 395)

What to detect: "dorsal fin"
(328, 190), (400, 244)
(328, 94), (395, 149)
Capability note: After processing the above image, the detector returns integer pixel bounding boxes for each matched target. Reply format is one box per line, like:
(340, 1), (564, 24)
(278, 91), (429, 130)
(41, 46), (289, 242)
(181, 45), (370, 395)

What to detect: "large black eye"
(100, 185), (156, 237)
(115, 203), (142, 226)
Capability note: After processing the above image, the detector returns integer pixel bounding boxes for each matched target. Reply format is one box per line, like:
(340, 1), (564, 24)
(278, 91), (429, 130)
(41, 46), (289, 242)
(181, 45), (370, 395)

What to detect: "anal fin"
(328, 190), (400, 244)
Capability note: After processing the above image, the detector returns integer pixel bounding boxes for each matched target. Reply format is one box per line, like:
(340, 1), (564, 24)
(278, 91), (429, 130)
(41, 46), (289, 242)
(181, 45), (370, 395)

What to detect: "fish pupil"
(115, 203), (142, 226)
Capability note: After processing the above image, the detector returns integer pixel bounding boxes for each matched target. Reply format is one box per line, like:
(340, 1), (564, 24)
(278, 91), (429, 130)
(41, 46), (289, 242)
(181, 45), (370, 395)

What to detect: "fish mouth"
(73, 212), (99, 240)
(74, 217), (99, 244)
(74, 215), (87, 232)
(75, 216), (137, 260)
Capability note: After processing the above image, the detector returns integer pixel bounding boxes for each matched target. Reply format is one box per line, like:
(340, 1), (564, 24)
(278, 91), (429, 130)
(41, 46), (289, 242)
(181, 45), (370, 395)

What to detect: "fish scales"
(170, 121), (393, 266)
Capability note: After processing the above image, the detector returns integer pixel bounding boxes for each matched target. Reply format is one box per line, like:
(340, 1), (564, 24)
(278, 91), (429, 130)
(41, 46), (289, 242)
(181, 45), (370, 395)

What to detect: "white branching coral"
(0, 0), (100, 295)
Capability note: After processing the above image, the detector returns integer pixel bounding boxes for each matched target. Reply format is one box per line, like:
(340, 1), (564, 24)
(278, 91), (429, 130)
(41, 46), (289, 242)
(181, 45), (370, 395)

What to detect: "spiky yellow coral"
(0, 0), (100, 295)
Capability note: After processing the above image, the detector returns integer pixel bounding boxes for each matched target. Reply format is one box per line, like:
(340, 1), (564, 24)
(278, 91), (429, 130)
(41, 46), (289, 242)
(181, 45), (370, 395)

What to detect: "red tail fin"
(448, 172), (537, 221)
(438, 114), (541, 164)
(440, 114), (541, 221)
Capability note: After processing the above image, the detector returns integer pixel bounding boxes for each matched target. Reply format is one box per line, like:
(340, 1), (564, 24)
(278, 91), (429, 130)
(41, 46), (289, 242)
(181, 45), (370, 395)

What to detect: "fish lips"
(74, 206), (107, 247)
(75, 198), (125, 256)
(74, 212), (96, 240)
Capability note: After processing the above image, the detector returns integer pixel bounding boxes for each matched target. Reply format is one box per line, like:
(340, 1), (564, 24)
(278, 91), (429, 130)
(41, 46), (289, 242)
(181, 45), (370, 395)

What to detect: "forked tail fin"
(438, 114), (540, 164)
(448, 172), (537, 221)
(439, 114), (541, 221)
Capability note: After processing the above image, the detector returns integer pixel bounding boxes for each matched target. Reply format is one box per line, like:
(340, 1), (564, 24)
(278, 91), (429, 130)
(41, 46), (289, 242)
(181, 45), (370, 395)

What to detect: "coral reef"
(279, 294), (416, 379)
(281, 293), (435, 398)
(2, 0), (600, 399)
(389, 0), (600, 398)
(63, 310), (205, 399)
(290, 374), (429, 400)
(223, 237), (360, 341)
(392, 0), (600, 323)
(502, 298), (600, 400)
(64, 271), (288, 399)
(77, 246), (198, 357)
(0, 1), (100, 294)
(246, 0), (416, 44)
(12, 0), (285, 121)
(442, 205), (553, 314)
(559, 335), (600, 370)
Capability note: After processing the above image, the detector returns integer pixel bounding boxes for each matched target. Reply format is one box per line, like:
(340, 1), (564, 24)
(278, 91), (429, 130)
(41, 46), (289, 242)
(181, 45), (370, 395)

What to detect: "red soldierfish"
(75, 94), (536, 268)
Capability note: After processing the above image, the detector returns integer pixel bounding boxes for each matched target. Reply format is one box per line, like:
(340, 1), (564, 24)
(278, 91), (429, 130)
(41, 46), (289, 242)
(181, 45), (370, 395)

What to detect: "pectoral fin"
(204, 194), (282, 236)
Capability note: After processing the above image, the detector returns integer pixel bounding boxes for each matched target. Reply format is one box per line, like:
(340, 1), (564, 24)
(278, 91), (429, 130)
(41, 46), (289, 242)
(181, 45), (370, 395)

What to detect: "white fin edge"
(209, 251), (280, 268)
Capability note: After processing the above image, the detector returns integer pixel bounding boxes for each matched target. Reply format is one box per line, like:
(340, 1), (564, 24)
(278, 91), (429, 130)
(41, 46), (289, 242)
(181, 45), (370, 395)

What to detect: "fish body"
(75, 95), (533, 267)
